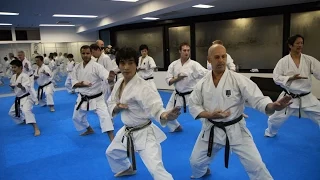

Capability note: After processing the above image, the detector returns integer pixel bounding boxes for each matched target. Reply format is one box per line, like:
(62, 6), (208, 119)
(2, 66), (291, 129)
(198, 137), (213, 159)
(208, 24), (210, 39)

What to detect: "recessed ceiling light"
(142, 17), (159, 20)
(192, 4), (214, 8)
(0, 12), (19, 16)
(53, 14), (97, 18)
(111, 0), (139, 2)
(39, 24), (75, 27)
(0, 23), (12, 26)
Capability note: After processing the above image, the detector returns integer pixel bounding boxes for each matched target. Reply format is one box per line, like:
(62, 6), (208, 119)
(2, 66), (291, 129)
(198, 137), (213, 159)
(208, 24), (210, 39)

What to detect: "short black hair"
(139, 44), (148, 51)
(80, 45), (91, 52)
(287, 34), (304, 50)
(67, 54), (74, 58)
(35, 55), (44, 61)
(10, 60), (23, 67)
(90, 44), (101, 51)
(4, 57), (8, 61)
(115, 47), (139, 66)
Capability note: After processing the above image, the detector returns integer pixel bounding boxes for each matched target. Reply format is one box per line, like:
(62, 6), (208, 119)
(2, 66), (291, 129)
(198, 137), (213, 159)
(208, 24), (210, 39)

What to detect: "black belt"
(144, 77), (154, 80)
(37, 81), (52, 100)
(282, 88), (310, 118)
(29, 74), (33, 77)
(174, 89), (192, 113)
(115, 72), (121, 82)
(207, 115), (243, 168)
(15, 93), (30, 117)
(121, 120), (152, 171)
(76, 92), (103, 111)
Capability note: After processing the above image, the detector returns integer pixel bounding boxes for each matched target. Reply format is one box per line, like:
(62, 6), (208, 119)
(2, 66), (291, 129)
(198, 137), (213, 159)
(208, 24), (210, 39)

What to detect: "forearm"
(265, 103), (276, 115)
(169, 77), (180, 86)
(72, 82), (87, 88)
(196, 111), (212, 119)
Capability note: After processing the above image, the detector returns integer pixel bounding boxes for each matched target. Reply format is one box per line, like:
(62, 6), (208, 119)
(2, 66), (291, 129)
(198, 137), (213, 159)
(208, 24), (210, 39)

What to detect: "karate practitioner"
(90, 43), (117, 103)
(265, 34), (320, 137)
(34, 56), (55, 112)
(165, 42), (209, 132)
(137, 44), (158, 91)
(71, 45), (114, 140)
(106, 47), (181, 179)
(18, 51), (38, 104)
(188, 44), (292, 179)
(207, 40), (236, 71)
(8, 60), (40, 136)
(65, 54), (75, 94)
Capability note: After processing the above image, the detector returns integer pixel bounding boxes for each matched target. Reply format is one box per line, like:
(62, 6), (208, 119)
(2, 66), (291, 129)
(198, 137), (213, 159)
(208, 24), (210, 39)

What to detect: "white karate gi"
(22, 58), (37, 102)
(34, 64), (55, 106)
(207, 53), (236, 71)
(96, 53), (117, 103)
(189, 69), (273, 180)
(265, 54), (320, 137)
(44, 57), (50, 65)
(137, 55), (157, 91)
(49, 59), (59, 85)
(65, 60), (75, 93)
(5, 59), (13, 78)
(106, 73), (173, 180)
(165, 58), (209, 132)
(8, 72), (36, 124)
(71, 59), (114, 133)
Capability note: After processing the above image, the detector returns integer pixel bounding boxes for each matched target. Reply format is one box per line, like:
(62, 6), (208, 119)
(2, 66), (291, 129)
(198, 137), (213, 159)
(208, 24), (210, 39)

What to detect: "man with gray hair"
(18, 51), (38, 104)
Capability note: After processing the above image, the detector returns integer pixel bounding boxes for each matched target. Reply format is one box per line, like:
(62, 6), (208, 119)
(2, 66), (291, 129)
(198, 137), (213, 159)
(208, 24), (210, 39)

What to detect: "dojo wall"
(153, 72), (320, 99)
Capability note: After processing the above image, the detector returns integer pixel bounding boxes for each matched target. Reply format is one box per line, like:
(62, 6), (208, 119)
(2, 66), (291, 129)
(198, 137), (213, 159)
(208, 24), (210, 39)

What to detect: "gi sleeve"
(237, 75), (273, 115)
(273, 59), (291, 88)
(165, 63), (174, 85)
(188, 80), (206, 119)
(137, 85), (167, 126)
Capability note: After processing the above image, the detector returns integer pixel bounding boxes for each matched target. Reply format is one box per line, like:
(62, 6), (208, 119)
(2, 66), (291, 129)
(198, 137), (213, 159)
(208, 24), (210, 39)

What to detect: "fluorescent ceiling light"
(0, 23), (12, 26)
(53, 14), (97, 18)
(142, 17), (159, 20)
(111, 0), (139, 2)
(39, 24), (75, 27)
(192, 4), (214, 8)
(0, 12), (19, 16)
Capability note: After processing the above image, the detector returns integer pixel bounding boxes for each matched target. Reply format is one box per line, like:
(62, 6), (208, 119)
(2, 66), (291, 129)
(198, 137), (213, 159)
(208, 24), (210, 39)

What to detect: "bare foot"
(190, 168), (211, 179)
(50, 106), (55, 112)
(80, 127), (94, 136)
(171, 125), (183, 133)
(114, 167), (136, 177)
(34, 129), (41, 136)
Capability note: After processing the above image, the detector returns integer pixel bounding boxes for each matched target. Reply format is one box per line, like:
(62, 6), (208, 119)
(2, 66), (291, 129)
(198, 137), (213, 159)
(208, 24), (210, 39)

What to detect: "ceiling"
(0, 0), (319, 33)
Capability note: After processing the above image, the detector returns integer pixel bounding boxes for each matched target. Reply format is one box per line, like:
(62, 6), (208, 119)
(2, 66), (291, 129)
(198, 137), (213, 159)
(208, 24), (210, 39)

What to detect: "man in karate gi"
(34, 56), (55, 112)
(106, 47), (181, 179)
(265, 34), (320, 137)
(71, 45), (115, 141)
(207, 40), (236, 71)
(188, 44), (292, 179)
(18, 51), (38, 104)
(65, 54), (75, 94)
(165, 42), (209, 132)
(137, 44), (158, 91)
(8, 60), (40, 136)
(90, 43), (117, 103)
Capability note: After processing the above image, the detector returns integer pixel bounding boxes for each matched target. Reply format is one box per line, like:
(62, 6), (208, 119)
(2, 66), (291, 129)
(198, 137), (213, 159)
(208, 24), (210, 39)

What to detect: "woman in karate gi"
(188, 44), (292, 179)
(106, 47), (181, 180)
(265, 34), (320, 137)
(137, 44), (158, 91)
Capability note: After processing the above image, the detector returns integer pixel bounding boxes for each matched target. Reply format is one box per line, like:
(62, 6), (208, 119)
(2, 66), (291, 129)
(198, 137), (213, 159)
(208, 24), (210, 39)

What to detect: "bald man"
(207, 40), (236, 71)
(188, 44), (292, 179)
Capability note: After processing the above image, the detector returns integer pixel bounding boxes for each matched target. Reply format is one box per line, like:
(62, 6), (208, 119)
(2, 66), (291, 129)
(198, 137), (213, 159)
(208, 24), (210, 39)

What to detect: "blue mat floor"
(0, 90), (319, 180)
